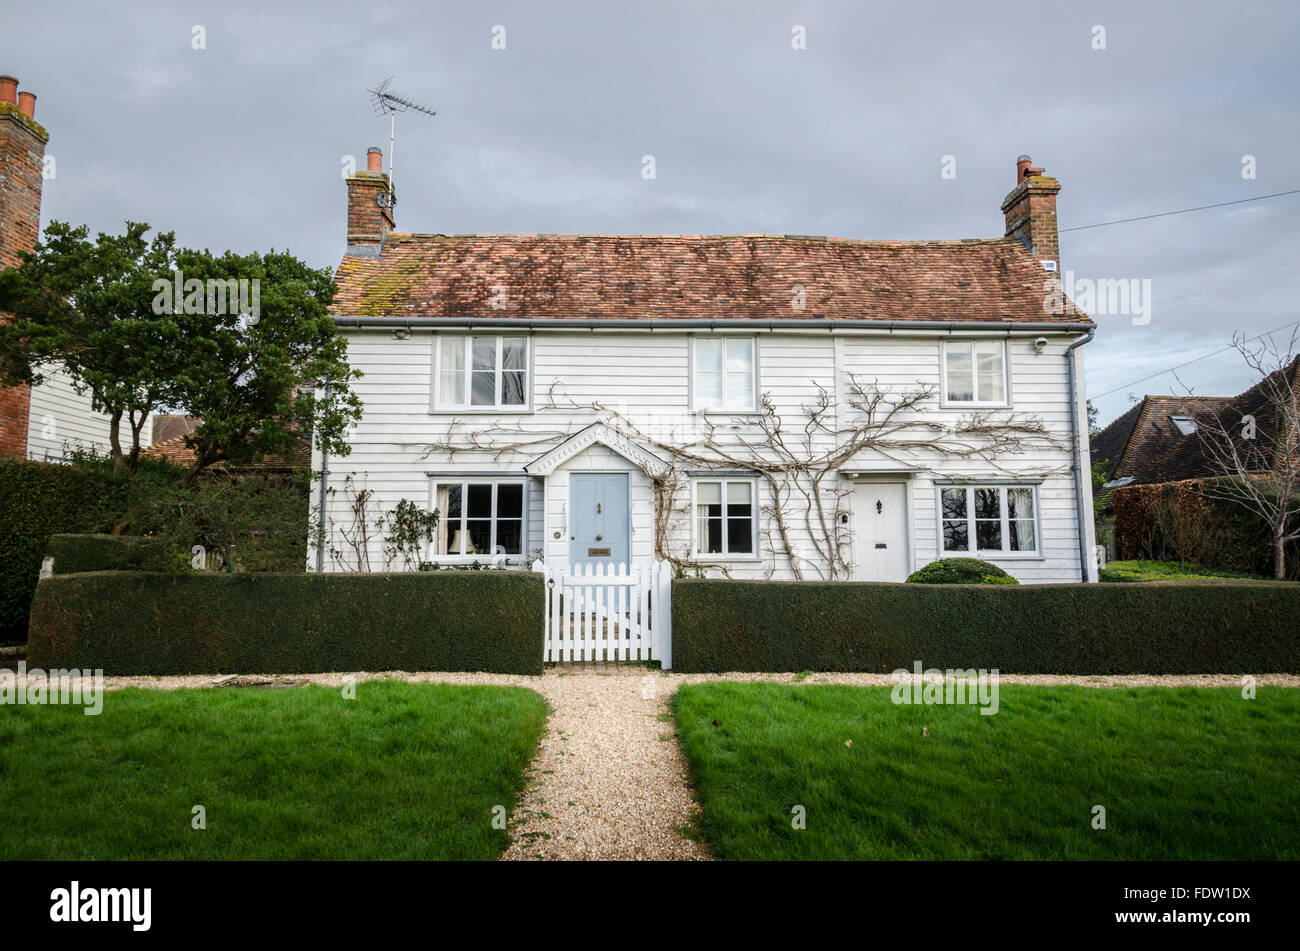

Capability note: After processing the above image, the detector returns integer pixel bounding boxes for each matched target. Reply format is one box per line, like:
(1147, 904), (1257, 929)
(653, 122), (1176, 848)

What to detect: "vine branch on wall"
(417, 375), (1066, 580)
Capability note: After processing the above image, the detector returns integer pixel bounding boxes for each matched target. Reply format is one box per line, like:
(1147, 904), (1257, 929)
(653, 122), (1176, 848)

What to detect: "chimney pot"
(16, 90), (35, 119)
(0, 76), (17, 105)
(366, 147), (383, 172)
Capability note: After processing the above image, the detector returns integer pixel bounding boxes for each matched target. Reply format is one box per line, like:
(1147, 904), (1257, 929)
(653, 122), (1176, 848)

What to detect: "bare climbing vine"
(420, 376), (1066, 580)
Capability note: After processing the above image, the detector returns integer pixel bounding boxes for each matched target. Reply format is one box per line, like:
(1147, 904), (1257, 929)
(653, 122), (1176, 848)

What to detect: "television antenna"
(367, 78), (438, 206)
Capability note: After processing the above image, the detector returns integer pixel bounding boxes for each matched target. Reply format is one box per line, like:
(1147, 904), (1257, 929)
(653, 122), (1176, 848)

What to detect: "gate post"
(655, 559), (673, 670)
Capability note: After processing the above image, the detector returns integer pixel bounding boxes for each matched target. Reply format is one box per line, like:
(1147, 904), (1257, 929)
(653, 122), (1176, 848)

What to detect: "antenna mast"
(367, 78), (437, 207)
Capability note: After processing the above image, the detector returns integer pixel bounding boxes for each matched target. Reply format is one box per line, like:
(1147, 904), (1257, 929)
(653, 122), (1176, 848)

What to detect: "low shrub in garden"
(905, 558), (1018, 584)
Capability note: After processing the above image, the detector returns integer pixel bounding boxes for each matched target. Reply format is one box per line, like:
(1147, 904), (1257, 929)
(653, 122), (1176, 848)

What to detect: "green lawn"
(1099, 559), (1264, 582)
(673, 682), (1300, 860)
(0, 681), (547, 860)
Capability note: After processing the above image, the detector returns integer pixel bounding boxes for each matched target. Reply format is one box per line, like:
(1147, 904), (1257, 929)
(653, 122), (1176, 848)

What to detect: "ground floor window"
(694, 479), (756, 556)
(940, 485), (1038, 555)
(433, 481), (524, 556)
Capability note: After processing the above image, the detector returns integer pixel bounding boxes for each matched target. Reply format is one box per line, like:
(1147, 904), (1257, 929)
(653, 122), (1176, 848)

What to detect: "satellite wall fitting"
(367, 78), (438, 207)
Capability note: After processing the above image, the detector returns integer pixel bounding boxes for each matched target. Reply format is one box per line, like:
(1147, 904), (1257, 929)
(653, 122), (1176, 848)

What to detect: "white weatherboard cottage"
(311, 152), (1098, 594)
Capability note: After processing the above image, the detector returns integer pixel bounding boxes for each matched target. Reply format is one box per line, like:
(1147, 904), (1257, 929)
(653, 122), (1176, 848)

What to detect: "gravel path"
(500, 665), (708, 861)
(11, 665), (1299, 860)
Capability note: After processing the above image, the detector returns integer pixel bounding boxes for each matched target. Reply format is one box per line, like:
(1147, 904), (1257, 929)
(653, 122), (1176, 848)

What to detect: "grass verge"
(0, 680), (547, 860)
(672, 682), (1300, 860)
(1099, 559), (1264, 582)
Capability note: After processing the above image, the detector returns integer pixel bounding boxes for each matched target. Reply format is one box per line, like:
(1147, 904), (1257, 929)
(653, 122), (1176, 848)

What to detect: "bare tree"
(1198, 331), (1300, 580)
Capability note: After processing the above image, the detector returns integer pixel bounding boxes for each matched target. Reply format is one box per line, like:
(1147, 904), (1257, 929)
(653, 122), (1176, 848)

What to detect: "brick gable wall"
(0, 85), (48, 458)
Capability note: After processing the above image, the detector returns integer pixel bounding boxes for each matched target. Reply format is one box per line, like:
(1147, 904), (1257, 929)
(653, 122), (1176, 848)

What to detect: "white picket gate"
(532, 559), (673, 668)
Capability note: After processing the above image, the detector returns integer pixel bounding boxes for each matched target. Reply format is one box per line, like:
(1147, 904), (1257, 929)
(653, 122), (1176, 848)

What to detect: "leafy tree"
(0, 222), (361, 482)
(163, 247), (361, 482)
(0, 221), (180, 473)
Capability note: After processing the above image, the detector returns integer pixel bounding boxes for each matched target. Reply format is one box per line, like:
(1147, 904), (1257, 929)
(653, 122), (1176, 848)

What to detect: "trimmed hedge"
(672, 579), (1300, 674)
(1, 457), (310, 643)
(45, 534), (180, 575)
(1114, 478), (1300, 579)
(28, 571), (544, 675)
(0, 460), (126, 642)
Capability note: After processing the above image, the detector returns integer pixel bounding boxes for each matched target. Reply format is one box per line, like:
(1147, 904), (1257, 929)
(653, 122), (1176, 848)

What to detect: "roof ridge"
(381, 232), (1018, 246)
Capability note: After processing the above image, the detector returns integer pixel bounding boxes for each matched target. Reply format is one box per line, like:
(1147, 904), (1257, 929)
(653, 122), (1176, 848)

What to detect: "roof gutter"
(332, 316), (1093, 333)
(1065, 327), (1097, 582)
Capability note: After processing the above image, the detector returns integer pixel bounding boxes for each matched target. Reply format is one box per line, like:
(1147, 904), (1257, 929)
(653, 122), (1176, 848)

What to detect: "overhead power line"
(1092, 319), (1300, 399)
(1061, 188), (1300, 233)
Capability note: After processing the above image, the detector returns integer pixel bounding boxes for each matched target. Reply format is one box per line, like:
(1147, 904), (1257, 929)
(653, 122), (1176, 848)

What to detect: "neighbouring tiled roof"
(150, 414), (200, 446)
(1112, 394), (1232, 485)
(330, 234), (1089, 323)
(1091, 358), (1300, 486)
(140, 433), (197, 466)
(141, 434), (312, 470)
(1089, 401), (1144, 481)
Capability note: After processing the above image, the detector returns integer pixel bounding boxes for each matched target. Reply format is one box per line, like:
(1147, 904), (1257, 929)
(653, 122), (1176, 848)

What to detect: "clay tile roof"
(329, 233), (1090, 324)
(1091, 396), (1234, 486)
(140, 433), (197, 466)
(1092, 357), (1300, 487)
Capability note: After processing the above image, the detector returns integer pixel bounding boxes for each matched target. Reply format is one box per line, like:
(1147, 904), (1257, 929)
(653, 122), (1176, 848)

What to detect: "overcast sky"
(7, 0), (1298, 426)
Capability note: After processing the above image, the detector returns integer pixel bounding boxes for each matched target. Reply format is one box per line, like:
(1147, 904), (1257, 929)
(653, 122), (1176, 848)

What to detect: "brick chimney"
(1001, 154), (1061, 271)
(346, 146), (394, 254)
(0, 72), (49, 459)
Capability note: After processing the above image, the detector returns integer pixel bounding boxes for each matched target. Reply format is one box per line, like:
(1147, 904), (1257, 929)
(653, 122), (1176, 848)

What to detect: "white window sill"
(429, 407), (534, 415)
(425, 555), (525, 564)
(942, 551), (1044, 561)
(939, 401), (1012, 411)
(693, 554), (763, 562)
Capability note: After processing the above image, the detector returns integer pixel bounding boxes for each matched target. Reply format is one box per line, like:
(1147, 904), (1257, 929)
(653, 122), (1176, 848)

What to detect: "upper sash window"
(694, 337), (756, 412)
(943, 340), (1007, 405)
(436, 336), (529, 410)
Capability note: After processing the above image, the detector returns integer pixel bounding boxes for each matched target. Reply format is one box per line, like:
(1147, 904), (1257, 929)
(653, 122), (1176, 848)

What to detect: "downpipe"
(1065, 328), (1097, 582)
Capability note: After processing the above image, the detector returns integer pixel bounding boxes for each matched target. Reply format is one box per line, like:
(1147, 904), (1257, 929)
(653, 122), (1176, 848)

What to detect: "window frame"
(940, 338), (1011, 408)
(432, 334), (532, 413)
(938, 483), (1041, 558)
(428, 478), (527, 562)
(691, 335), (759, 414)
(691, 477), (760, 560)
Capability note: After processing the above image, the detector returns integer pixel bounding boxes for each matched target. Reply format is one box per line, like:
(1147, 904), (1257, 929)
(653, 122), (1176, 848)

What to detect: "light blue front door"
(568, 473), (630, 567)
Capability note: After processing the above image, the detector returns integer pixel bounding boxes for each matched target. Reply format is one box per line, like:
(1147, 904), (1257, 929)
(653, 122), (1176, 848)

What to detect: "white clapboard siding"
(25, 365), (133, 462)
(537, 559), (673, 667)
(312, 327), (1092, 583)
